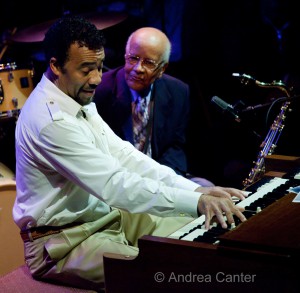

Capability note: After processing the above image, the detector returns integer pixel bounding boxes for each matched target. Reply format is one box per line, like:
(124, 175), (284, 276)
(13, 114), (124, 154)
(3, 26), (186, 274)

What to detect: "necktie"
(132, 96), (149, 152)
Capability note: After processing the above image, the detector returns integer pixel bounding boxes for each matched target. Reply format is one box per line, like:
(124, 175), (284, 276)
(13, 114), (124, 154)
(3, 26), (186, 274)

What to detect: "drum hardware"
(0, 109), (20, 119)
(0, 80), (3, 104)
(0, 62), (17, 70)
(8, 71), (14, 82)
(12, 97), (18, 108)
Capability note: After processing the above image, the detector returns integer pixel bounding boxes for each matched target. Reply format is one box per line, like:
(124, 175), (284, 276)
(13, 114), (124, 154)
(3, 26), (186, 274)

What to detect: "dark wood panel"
(219, 192), (300, 256)
(103, 233), (299, 293)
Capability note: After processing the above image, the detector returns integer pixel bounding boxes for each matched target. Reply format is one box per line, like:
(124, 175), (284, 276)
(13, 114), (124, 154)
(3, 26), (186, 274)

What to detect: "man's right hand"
(197, 194), (246, 230)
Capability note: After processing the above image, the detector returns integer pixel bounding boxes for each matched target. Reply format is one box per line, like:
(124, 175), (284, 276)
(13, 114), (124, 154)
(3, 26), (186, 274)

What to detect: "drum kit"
(0, 11), (127, 173)
(0, 11), (127, 119)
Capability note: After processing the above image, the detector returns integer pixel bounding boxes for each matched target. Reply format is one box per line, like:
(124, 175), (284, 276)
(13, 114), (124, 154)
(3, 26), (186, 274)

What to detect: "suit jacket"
(94, 66), (190, 176)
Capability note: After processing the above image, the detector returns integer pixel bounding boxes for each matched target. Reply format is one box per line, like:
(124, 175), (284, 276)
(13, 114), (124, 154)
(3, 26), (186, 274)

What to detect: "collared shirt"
(130, 88), (151, 110)
(13, 74), (201, 229)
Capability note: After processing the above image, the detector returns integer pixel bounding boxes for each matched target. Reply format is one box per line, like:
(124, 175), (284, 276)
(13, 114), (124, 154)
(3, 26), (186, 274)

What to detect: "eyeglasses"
(125, 53), (163, 71)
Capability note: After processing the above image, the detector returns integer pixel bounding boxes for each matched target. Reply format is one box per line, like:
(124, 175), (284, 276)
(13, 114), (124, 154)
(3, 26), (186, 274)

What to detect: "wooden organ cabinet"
(103, 155), (300, 293)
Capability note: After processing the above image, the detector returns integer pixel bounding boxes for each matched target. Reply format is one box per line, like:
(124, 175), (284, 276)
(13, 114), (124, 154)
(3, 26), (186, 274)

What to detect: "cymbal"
(11, 12), (128, 43)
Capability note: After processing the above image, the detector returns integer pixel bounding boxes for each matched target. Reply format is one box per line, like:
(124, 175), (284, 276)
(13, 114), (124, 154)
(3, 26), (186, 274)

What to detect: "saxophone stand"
(241, 94), (300, 188)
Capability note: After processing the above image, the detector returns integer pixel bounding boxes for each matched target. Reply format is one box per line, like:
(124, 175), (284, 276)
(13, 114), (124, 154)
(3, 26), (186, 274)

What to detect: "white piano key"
(168, 215), (205, 239)
(294, 173), (300, 180)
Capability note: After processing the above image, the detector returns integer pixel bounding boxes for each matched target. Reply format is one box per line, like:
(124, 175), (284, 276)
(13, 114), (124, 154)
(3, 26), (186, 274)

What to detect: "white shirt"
(13, 74), (201, 229)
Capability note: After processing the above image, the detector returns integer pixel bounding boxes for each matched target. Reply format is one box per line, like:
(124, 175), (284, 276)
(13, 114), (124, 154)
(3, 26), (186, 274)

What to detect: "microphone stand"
(240, 95), (299, 114)
(239, 95), (300, 129)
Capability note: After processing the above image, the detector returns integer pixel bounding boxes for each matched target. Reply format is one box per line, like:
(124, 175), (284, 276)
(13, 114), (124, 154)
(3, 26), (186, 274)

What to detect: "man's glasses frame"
(125, 53), (163, 71)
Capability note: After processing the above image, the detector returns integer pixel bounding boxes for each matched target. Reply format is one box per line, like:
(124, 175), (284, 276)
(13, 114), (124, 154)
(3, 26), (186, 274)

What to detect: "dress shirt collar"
(81, 102), (99, 118)
(42, 74), (82, 117)
(130, 84), (153, 104)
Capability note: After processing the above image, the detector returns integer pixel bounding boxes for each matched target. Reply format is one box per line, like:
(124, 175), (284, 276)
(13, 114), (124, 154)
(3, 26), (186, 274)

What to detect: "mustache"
(84, 84), (97, 90)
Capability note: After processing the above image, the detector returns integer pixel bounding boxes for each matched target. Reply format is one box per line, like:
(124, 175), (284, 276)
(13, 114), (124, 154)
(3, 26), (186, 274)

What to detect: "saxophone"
(232, 73), (293, 188)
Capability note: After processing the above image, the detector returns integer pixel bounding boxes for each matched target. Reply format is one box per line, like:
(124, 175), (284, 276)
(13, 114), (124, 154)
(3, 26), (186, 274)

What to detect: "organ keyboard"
(169, 176), (290, 242)
(103, 155), (300, 293)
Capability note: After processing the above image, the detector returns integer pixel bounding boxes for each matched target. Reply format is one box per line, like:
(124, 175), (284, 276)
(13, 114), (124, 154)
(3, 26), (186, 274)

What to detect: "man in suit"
(94, 27), (214, 186)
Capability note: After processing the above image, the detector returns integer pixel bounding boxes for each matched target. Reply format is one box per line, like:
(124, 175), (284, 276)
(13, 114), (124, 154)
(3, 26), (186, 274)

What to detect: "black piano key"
(243, 210), (256, 219)
(193, 234), (219, 244)
(208, 226), (229, 235)
(249, 197), (275, 209)
(245, 176), (274, 193)
(263, 191), (285, 200)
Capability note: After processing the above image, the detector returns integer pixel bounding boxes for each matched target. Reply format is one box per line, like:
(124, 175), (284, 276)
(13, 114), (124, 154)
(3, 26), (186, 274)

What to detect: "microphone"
(211, 96), (241, 122)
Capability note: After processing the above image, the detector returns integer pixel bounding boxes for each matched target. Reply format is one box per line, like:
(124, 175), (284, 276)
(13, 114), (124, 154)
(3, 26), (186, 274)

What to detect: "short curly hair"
(43, 15), (106, 68)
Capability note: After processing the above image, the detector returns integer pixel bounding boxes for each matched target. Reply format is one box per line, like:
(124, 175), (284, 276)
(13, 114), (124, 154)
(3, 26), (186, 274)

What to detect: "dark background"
(1, 0), (300, 188)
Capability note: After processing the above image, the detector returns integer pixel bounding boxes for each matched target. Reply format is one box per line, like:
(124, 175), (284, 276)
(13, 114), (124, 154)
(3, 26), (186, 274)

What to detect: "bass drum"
(0, 178), (25, 275)
(0, 62), (34, 118)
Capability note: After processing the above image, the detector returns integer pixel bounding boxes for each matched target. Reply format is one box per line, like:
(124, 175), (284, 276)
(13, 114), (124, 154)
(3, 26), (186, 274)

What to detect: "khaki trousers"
(23, 209), (193, 291)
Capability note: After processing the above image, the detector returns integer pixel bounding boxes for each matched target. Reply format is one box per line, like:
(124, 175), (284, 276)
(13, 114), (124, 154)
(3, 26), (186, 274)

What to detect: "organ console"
(103, 155), (300, 293)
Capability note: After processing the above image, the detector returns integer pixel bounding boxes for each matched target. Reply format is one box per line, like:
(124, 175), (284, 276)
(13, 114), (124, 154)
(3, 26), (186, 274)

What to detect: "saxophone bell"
(233, 72), (293, 97)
